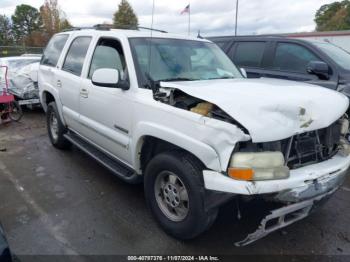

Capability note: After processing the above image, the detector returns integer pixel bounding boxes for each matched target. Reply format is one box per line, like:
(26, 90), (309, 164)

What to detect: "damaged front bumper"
(203, 153), (350, 245)
(235, 188), (336, 246)
(203, 153), (350, 197)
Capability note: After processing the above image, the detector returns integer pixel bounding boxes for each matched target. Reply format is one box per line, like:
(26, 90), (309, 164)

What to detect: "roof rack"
(61, 24), (112, 32)
(61, 24), (167, 33)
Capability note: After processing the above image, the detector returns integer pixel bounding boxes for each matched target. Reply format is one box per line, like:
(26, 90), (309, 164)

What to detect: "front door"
(78, 37), (132, 165)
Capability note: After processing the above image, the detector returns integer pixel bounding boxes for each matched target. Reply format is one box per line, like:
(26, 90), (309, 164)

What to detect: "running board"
(64, 132), (142, 184)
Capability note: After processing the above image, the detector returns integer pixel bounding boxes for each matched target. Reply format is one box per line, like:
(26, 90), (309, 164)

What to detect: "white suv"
(39, 27), (350, 245)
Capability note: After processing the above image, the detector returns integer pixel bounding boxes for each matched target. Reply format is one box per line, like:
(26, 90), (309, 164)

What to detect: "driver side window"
(88, 38), (127, 80)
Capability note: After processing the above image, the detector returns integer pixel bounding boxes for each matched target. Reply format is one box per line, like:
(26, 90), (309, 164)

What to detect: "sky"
(0, 0), (336, 36)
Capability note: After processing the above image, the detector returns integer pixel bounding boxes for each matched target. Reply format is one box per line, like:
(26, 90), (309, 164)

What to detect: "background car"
(209, 36), (350, 102)
(0, 56), (41, 108)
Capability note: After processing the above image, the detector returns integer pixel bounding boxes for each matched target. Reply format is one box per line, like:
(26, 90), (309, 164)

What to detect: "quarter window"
(272, 43), (319, 73)
(62, 36), (91, 76)
(41, 34), (68, 67)
(233, 42), (266, 67)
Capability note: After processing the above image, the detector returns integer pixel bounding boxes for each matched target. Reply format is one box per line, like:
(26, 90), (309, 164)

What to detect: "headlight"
(228, 152), (289, 181)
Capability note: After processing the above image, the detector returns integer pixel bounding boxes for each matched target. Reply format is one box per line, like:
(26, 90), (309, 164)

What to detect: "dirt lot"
(0, 110), (350, 261)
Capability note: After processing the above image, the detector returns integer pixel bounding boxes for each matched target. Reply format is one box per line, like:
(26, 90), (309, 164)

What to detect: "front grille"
(237, 120), (343, 169)
(284, 122), (341, 168)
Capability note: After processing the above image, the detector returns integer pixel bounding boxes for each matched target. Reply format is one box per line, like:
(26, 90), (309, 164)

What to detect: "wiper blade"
(143, 72), (160, 91)
(160, 77), (196, 82)
(207, 76), (234, 80)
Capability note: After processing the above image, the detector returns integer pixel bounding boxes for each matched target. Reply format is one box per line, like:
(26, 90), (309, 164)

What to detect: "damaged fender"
(131, 92), (250, 172)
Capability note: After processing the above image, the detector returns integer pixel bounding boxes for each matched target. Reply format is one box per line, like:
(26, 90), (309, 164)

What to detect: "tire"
(46, 102), (71, 149)
(9, 101), (23, 122)
(144, 151), (218, 239)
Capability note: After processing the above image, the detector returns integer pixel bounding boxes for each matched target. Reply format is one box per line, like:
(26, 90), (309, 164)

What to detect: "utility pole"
(235, 0), (239, 36)
(188, 2), (191, 36)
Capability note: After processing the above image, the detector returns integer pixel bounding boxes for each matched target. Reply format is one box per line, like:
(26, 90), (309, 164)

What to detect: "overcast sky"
(0, 0), (335, 36)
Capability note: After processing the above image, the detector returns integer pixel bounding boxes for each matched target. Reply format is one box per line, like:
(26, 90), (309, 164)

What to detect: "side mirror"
(91, 68), (129, 90)
(240, 68), (247, 78)
(306, 61), (329, 80)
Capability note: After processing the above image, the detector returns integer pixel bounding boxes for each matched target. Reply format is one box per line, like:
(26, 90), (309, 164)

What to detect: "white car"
(38, 27), (350, 245)
(0, 56), (41, 99)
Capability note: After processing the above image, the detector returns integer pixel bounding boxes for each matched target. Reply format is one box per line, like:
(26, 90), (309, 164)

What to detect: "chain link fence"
(0, 46), (44, 57)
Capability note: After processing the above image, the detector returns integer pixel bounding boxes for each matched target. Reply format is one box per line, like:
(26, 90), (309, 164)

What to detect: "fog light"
(229, 152), (289, 181)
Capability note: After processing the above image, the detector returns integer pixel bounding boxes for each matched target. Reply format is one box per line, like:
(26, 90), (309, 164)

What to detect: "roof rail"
(61, 24), (167, 33)
(61, 24), (111, 32)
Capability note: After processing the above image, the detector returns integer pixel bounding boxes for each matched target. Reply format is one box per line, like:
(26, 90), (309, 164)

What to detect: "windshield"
(314, 42), (350, 70)
(129, 38), (242, 86)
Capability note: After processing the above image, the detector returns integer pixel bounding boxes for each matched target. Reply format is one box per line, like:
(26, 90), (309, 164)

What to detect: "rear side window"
(272, 43), (319, 73)
(63, 36), (91, 76)
(41, 34), (68, 67)
(233, 42), (266, 67)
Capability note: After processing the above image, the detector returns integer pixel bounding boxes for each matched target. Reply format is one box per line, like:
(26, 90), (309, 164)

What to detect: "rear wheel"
(47, 102), (71, 149)
(144, 151), (218, 239)
(9, 101), (23, 122)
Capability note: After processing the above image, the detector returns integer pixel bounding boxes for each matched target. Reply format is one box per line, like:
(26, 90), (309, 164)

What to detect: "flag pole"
(235, 0), (239, 36)
(188, 2), (191, 35)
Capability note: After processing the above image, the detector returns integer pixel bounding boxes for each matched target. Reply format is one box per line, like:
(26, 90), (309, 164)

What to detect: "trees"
(40, 0), (72, 41)
(315, 0), (350, 31)
(113, 0), (138, 29)
(0, 15), (13, 45)
(3, 1), (72, 47)
(11, 4), (42, 44)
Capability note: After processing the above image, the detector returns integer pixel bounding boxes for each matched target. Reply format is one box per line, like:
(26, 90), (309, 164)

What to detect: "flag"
(180, 4), (190, 15)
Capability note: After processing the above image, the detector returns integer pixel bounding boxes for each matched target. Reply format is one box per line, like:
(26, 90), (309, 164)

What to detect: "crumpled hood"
(161, 78), (349, 142)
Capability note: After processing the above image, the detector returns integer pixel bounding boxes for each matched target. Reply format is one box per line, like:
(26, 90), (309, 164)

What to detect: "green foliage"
(11, 4), (42, 43)
(315, 0), (350, 31)
(113, 0), (138, 29)
(0, 15), (13, 45)
(59, 18), (72, 31)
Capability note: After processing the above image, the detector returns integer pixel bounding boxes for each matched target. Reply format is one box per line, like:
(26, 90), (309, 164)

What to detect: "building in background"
(285, 30), (350, 53)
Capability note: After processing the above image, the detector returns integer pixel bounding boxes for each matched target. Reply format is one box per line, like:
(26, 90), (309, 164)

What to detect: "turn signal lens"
(228, 168), (254, 181)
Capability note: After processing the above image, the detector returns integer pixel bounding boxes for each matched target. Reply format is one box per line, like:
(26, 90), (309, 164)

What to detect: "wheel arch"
(40, 90), (66, 126)
(132, 122), (221, 174)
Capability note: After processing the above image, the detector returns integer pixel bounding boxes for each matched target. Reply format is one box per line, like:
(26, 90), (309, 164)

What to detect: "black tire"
(9, 101), (23, 122)
(46, 102), (71, 149)
(144, 151), (218, 239)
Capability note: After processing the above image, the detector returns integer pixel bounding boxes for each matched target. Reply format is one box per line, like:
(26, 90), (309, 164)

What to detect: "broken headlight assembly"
(228, 152), (290, 181)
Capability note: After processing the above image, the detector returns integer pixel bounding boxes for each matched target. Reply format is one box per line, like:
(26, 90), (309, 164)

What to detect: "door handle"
(57, 80), (62, 88)
(80, 88), (89, 98)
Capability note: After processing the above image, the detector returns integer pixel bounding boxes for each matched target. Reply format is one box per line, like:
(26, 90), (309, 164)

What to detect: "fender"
(132, 121), (221, 172)
(39, 86), (66, 126)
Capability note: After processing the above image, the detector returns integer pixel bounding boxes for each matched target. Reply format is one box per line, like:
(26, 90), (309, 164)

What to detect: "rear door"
(39, 34), (69, 102)
(264, 41), (338, 88)
(56, 36), (92, 130)
(228, 41), (268, 78)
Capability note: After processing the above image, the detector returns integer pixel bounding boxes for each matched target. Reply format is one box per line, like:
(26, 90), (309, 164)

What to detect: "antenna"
(146, 0), (155, 90)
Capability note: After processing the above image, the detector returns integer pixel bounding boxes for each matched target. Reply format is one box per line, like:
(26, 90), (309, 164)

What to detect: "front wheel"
(144, 151), (218, 239)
